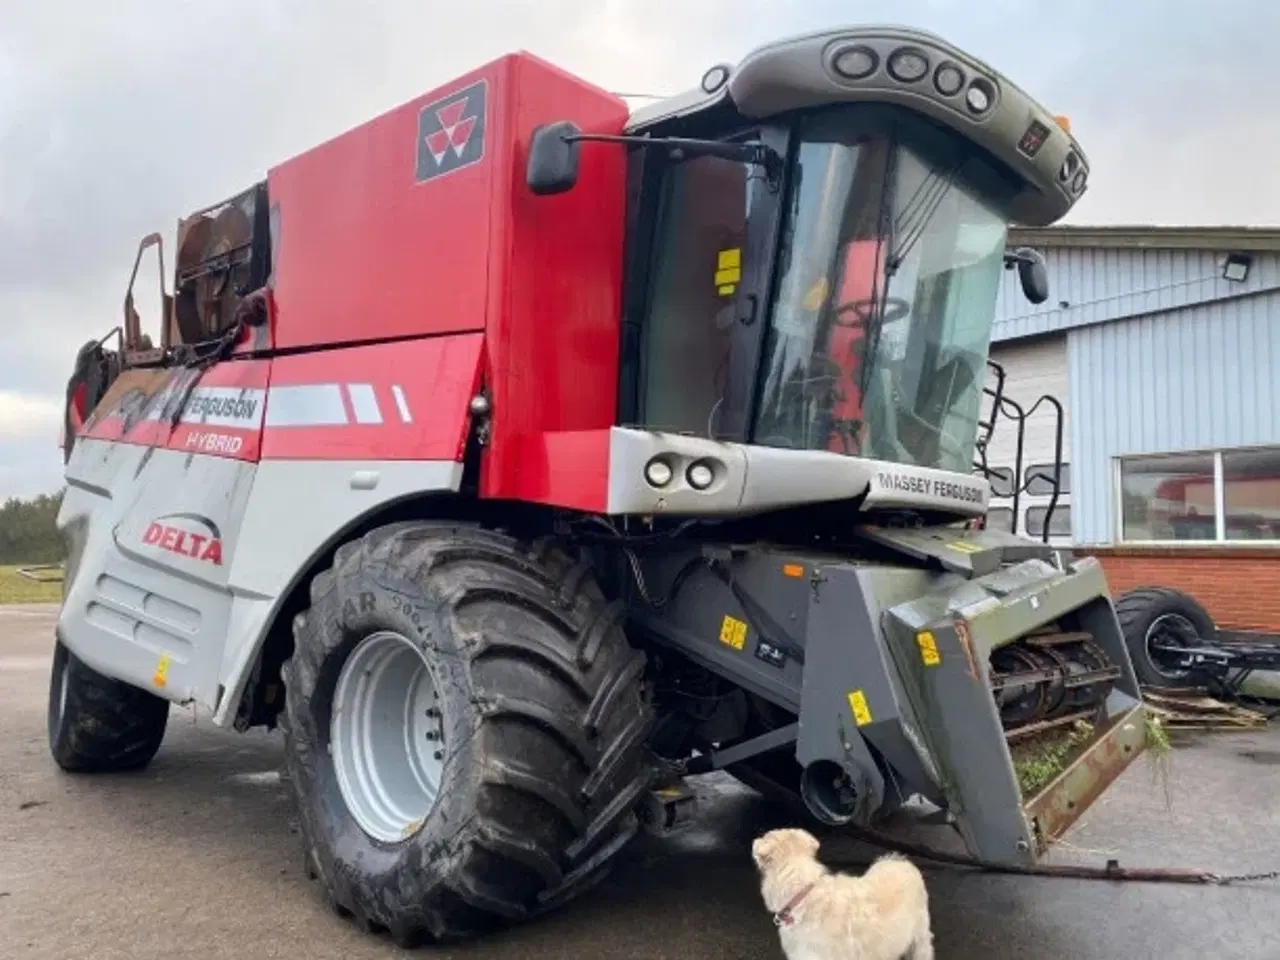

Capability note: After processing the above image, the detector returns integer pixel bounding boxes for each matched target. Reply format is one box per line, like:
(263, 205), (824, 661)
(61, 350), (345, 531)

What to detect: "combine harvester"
(53, 24), (1148, 945)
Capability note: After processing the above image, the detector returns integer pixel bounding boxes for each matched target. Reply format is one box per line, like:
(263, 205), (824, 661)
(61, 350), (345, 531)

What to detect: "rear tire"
(280, 520), (654, 944)
(1116, 586), (1217, 690)
(47, 639), (170, 772)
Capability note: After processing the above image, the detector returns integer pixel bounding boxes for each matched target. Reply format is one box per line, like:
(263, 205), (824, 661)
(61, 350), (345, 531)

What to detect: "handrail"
(972, 359), (1066, 543)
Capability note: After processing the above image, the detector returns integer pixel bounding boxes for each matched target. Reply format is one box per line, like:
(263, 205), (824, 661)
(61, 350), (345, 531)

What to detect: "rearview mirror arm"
(564, 132), (784, 188)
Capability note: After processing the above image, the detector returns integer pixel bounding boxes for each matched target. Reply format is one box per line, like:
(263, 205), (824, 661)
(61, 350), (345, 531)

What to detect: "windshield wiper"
(885, 158), (967, 276)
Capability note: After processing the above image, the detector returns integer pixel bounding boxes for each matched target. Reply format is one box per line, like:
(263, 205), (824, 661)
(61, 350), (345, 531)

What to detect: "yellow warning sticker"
(915, 630), (942, 667)
(946, 540), (984, 554)
(715, 247), (742, 296)
(719, 614), (748, 651)
(152, 654), (171, 689)
(848, 689), (872, 726)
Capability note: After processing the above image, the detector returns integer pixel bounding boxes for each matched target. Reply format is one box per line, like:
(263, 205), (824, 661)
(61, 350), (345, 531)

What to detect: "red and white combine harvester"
(53, 24), (1154, 946)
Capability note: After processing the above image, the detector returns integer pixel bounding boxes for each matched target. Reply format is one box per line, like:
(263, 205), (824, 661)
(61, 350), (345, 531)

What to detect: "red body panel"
(78, 54), (628, 506)
(475, 55), (629, 510)
(77, 336), (481, 465)
(81, 361), (270, 463)
(260, 335), (483, 462)
(267, 65), (498, 351)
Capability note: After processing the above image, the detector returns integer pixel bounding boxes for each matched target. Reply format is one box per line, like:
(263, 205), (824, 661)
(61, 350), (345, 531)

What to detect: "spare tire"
(1115, 586), (1217, 690)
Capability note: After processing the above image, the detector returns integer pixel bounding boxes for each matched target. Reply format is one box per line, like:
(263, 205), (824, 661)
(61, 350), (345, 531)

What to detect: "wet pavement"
(2, 603), (1279, 959)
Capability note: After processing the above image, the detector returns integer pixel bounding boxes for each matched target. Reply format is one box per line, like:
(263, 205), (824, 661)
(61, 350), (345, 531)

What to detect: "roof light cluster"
(821, 33), (1088, 202)
(626, 25), (1092, 226)
(828, 39), (998, 121)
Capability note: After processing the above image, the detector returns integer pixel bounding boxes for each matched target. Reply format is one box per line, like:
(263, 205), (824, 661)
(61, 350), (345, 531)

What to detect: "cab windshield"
(752, 105), (1017, 474)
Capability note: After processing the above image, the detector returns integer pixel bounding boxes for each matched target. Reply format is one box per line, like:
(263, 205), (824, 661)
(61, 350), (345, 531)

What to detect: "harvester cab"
(51, 24), (1148, 946)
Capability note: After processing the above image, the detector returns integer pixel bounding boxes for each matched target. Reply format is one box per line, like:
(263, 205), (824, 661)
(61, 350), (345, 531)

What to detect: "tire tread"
(281, 519), (654, 943)
(49, 642), (169, 773)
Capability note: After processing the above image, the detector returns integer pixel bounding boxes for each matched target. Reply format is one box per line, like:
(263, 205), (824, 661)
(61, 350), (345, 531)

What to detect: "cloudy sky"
(2, 0), (1276, 499)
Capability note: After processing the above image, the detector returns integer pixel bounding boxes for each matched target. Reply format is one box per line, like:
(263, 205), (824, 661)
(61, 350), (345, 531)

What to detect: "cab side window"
(641, 148), (755, 436)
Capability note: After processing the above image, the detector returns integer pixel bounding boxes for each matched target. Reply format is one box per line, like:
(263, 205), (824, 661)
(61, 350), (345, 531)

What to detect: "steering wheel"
(832, 296), (912, 327)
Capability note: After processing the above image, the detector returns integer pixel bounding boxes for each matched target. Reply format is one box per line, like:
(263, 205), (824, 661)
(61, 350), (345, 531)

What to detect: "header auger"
(52, 24), (1145, 946)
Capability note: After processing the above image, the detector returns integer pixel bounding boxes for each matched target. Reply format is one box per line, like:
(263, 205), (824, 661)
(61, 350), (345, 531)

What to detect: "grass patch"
(0, 564), (63, 605)
(1011, 719), (1094, 798)
(1144, 712), (1174, 811)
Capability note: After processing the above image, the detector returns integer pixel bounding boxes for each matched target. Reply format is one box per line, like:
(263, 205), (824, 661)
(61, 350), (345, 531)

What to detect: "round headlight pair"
(644, 458), (715, 491)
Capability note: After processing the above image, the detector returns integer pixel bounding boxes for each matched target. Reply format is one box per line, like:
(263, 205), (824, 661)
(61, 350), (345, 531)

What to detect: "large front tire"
(47, 639), (170, 773)
(280, 521), (654, 945)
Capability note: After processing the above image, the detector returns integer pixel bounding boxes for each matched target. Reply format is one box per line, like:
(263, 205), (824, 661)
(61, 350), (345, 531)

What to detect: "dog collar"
(772, 884), (814, 927)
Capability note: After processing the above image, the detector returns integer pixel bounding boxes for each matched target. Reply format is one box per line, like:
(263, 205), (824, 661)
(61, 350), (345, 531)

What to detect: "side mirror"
(526, 121), (582, 196)
(1008, 247), (1049, 305)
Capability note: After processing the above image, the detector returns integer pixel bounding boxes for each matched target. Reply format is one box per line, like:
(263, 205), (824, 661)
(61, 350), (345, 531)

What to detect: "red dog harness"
(772, 883), (814, 927)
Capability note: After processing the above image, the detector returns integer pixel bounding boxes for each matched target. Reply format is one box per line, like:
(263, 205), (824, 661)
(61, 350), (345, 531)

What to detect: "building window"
(982, 466), (1015, 498)
(1025, 461), (1070, 496)
(986, 506), (1014, 532)
(1117, 446), (1280, 542)
(1223, 447), (1280, 540)
(1026, 504), (1071, 539)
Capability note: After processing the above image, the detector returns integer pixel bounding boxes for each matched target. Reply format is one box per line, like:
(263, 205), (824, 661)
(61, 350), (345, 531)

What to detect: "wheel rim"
(331, 630), (444, 843)
(1143, 613), (1200, 680)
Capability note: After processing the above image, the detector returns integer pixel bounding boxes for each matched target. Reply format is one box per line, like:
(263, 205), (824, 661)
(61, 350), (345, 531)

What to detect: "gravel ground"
(3, 604), (1279, 959)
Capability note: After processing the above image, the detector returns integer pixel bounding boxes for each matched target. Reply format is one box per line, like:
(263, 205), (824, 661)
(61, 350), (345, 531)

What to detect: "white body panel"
(606, 426), (990, 518)
(56, 436), (462, 726)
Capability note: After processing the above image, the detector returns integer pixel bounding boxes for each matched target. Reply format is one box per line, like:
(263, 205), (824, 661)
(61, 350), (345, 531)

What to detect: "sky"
(2, 0), (1277, 500)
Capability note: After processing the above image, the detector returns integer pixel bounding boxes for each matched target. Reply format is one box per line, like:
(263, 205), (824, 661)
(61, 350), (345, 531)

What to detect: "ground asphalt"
(2, 604), (1279, 959)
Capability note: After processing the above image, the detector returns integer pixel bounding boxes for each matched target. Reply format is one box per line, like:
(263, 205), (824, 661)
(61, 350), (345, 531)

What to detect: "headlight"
(965, 79), (995, 114)
(644, 458), (673, 488)
(934, 62), (965, 97)
(687, 461), (715, 490)
(887, 47), (930, 83)
(832, 45), (878, 81)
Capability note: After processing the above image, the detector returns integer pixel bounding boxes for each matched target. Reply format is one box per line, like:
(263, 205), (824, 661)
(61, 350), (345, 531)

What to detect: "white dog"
(752, 827), (934, 960)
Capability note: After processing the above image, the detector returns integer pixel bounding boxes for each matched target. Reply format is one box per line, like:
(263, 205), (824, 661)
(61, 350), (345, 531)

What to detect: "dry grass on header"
(0, 565), (62, 605)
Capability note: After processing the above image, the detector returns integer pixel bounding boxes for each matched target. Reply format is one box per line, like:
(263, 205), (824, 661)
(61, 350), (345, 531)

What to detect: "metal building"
(984, 225), (1280, 634)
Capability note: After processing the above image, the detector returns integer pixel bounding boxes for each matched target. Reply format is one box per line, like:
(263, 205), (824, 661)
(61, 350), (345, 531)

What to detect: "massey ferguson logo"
(415, 80), (486, 183)
(142, 513), (224, 566)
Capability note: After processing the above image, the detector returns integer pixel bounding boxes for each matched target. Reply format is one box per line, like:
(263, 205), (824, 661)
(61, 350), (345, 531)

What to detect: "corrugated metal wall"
(993, 248), (1280, 343)
(1068, 290), (1280, 544)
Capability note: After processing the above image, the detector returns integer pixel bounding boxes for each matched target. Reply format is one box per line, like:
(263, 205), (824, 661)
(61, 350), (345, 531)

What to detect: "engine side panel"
(58, 439), (467, 719)
(58, 330), (483, 719)
(58, 439), (258, 707)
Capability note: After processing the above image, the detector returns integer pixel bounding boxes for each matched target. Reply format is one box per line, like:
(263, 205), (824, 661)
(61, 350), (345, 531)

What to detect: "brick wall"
(1075, 545), (1280, 634)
